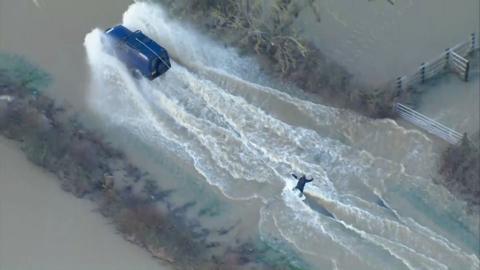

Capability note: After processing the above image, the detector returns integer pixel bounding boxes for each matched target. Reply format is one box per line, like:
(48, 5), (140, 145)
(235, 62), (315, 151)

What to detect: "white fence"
(395, 33), (479, 91)
(395, 103), (463, 144)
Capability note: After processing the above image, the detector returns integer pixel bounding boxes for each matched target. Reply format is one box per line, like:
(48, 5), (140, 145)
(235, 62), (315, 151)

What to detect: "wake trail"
(180, 62), (478, 268)
(84, 2), (479, 269)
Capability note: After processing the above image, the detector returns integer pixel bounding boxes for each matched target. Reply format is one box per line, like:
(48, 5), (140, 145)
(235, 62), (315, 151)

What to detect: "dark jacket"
(292, 174), (313, 193)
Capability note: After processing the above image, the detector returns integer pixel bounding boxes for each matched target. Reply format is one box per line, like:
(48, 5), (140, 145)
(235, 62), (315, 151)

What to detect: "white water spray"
(84, 2), (480, 269)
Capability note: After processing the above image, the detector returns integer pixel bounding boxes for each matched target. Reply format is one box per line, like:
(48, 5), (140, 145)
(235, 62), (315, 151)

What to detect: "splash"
(84, 2), (479, 269)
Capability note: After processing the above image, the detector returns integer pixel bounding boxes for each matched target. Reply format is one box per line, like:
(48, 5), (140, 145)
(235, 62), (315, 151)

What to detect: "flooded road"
(85, 2), (479, 269)
(0, 0), (479, 269)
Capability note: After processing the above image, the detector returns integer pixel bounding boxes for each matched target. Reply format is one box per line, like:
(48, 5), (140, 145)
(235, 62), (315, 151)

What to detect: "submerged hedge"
(157, 0), (411, 118)
(439, 133), (480, 210)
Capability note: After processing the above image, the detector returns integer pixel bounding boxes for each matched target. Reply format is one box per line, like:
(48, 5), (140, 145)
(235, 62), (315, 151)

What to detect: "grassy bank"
(439, 133), (480, 211)
(156, 0), (412, 118)
(0, 52), (309, 269)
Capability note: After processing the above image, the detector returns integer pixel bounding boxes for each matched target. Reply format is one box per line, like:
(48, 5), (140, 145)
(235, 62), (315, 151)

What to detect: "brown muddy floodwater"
(297, 0), (479, 83)
(0, 0), (132, 110)
(0, 137), (170, 270)
(0, 1), (169, 269)
(294, 0), (480, 131)
(1, 1), (479, 270)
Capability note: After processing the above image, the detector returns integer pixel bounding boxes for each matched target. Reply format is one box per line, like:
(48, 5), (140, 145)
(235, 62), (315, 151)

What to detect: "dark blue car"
(104, 25), (171, 80)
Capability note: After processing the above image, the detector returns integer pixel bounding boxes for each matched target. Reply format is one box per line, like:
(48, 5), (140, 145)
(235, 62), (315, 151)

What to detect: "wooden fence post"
(445, 48), (450, 69)
(396, 76), (402, 90)
(420, 62), (426, 83)
(464, 61), (470, 81)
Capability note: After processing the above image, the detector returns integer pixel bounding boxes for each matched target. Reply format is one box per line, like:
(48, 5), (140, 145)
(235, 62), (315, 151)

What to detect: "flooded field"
(0, 1), (169, 269)
(0, 137), (170, 270)
(296, 0), (480, 131)
(0, 0), (479, 269)
(415, 52), (480, 134)
(297, 0), (480, 84)
(0, 0), (132, 109)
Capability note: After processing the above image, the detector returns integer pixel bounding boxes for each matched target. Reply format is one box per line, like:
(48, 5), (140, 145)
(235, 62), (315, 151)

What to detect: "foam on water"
(84, 2), (479, 269)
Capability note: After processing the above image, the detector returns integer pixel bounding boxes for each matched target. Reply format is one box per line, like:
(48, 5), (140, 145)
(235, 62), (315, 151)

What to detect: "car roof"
(105, 25), (131, 40)
(106, 25), (170, 66)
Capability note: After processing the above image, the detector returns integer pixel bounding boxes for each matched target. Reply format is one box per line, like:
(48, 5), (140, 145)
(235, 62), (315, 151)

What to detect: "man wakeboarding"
(291, 174), (314, 197)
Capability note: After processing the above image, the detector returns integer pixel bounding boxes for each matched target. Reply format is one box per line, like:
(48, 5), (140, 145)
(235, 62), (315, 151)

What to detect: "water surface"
(0, 137), (170, 270)
(0, 1), (478, 269)
(84, 3), (479, 269)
